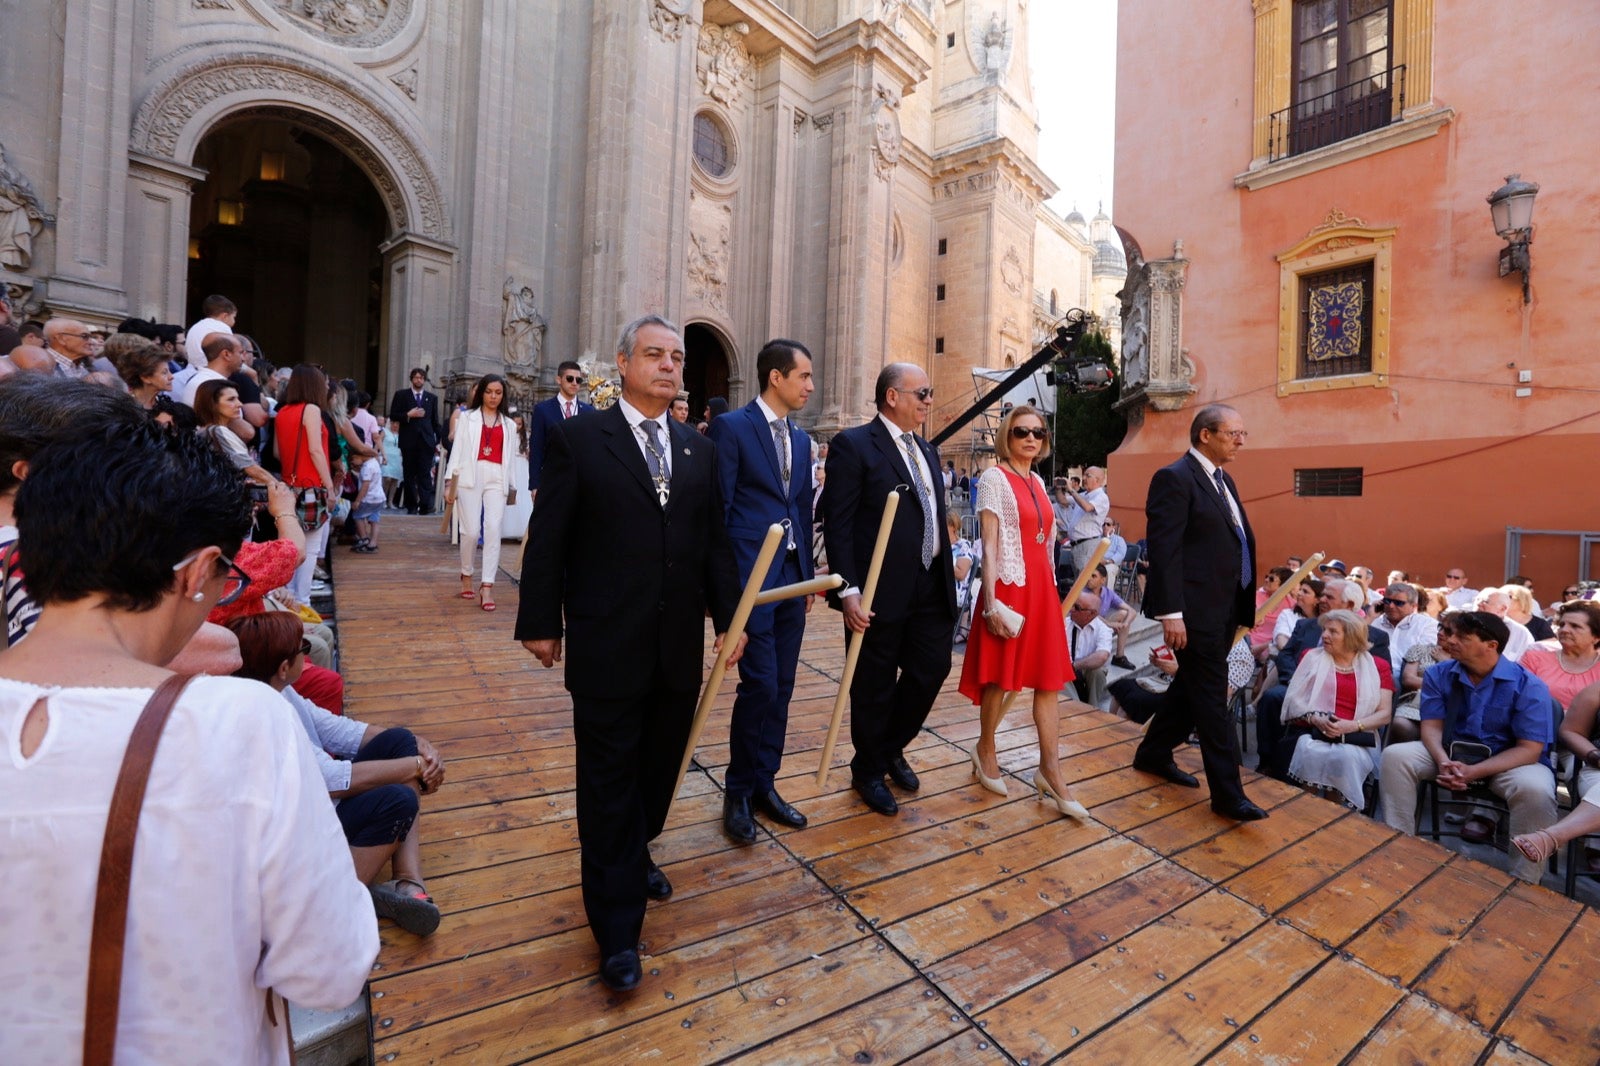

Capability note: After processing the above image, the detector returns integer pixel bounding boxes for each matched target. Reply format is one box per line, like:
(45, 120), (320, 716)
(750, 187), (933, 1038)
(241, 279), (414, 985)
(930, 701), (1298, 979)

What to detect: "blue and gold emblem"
(1306, 281), (1363, 361)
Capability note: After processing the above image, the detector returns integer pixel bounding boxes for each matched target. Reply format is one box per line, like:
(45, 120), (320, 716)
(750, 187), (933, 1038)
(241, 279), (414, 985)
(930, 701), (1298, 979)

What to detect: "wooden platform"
(338, 519), (1600, 1064)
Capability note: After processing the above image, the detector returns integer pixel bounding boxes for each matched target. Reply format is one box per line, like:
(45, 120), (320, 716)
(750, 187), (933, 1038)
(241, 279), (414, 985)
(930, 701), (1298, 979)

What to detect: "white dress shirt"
(1156, 448), (1246, 622)
(1372, 611), (1439, 667)
(1068, 614), (1115, 662)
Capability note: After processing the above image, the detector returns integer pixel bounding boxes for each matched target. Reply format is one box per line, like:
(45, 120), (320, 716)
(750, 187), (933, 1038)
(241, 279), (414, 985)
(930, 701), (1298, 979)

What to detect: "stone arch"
(130, 50), (448, 242)
(683, 320), (740, 414)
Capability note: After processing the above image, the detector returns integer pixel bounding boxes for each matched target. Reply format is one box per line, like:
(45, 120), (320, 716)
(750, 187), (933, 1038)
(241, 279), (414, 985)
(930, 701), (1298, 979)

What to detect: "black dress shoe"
(645, 862), (672, 901)
(722, 794), (758, 844)
(852, 776), (899, 816)
(1212, 799), (1270, 821)
(599, 949), (642, 992)
(753, 788), (807, 828)
(887, 755), (920, 791)
(1111, 655), (1137, 670)
(1132, 757), (1200, 789)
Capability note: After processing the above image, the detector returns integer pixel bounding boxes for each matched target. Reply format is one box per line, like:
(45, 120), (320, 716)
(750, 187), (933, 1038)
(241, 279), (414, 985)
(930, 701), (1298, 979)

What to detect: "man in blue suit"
(709, 339), (816, 841)
(527, 359), (594, 500)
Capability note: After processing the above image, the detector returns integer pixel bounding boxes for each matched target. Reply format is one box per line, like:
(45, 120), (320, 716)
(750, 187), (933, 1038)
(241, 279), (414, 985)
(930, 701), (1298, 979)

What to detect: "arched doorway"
(186, 117), (387, 392)
(683, 322), (732, 420)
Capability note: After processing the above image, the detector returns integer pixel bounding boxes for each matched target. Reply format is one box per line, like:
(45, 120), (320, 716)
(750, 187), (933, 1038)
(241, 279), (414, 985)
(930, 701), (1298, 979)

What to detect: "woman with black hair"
(0, 424), (375, 1062)
(443, 373), (515, 610)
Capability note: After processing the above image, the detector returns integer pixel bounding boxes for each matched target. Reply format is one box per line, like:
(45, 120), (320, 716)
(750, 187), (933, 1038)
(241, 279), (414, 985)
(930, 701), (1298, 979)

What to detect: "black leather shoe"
(645, 862), (672, 901)
(754, 788), (807, 828)
(599, 949), (642, 992)
(887, 755), (920, 791)
(1132, 757), (1200, 789)
(853, 776), (899, 816)
(722, 794), (758, 844)
(1212, 799), (1270, 821)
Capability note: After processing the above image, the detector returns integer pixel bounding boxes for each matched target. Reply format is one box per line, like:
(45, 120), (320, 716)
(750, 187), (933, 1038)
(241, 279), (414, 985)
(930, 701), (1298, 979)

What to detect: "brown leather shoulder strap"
(83, 672), (197, 1066)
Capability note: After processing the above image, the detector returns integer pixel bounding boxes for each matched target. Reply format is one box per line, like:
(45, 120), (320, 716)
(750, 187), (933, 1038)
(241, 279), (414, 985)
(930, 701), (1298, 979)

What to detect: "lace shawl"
(975, 466), (1054, 586)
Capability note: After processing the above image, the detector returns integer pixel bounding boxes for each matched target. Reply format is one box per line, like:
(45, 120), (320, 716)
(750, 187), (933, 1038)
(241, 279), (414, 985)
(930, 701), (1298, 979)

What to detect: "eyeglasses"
(1010, 426), (1048, 440)
(58, 331), (91, 341)
(1069, 604), (1098, 613)
(1563, 589), (1580, 598)
(1445, 573), (1465, 580)
(1208, 428), (1248, 441)
(562, 375), (581, 383)
(895, 385), (935, 402)
(171, 549), (252, 607)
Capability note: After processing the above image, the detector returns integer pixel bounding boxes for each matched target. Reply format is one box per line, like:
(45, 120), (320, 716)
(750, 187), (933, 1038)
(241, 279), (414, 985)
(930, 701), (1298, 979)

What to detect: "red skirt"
(959, 532), (1074, 701)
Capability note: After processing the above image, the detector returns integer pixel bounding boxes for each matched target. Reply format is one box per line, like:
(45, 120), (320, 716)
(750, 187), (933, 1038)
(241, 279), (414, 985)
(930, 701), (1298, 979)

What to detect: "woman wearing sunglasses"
(0, 426), (375, 1062)
(958, 406), (1087, 820)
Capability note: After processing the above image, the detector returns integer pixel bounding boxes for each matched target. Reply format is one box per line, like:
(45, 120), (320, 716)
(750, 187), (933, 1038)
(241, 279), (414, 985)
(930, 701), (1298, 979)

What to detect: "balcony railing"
(1267, 64), (1405, 163)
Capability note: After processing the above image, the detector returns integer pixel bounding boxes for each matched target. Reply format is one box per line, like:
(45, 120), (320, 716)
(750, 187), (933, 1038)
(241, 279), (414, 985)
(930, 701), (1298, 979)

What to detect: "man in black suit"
(1135, 403), (1267, 820)
(527, 359), (595, 500)
(387, 366), (442, 514)
(821, 362), (957, 817)
(516, 314), (743, 993)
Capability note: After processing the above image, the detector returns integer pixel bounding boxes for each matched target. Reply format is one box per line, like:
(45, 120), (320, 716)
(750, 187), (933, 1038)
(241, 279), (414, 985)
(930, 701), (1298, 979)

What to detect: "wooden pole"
(754, 573), (845, 606)
(816, 491), (901, 788)
(998, 536), (1111, 716)
(671, 523), (786, 808)
(1233, 551), (1324, 646)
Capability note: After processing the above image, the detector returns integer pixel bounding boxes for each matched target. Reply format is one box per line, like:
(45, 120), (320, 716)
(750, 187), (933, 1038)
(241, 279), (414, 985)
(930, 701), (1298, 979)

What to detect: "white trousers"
(458, 462), (506, 585)
(1378, 740), (1557, 882)
(290, 519), (330, 603)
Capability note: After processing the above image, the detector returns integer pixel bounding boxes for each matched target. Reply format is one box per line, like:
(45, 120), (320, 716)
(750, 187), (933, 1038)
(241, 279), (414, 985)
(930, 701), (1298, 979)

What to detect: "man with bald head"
(1055, 464), (1110, 576)
(821, 361), (956, 817)
(42, 319), (95, 379)
(6, 346), (53, 375)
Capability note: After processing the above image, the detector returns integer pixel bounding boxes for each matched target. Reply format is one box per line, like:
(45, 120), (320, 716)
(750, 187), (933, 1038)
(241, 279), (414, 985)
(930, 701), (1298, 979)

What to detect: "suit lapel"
(746, 403), (787, 490)
(1185, 453), (1232, 524)
(869, 419), (917, 491)
(601, 405), (657, 503)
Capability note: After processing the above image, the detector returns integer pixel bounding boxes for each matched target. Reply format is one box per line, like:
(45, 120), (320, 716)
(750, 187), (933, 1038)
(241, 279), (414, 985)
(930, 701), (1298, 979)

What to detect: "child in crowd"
(352, 451), (385, 553)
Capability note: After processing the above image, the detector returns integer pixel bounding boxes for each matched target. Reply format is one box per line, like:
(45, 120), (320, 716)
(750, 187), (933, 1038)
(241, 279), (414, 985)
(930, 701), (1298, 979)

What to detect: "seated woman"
(1280, 608), (1394, 809)
(1512, 763), (1600, 868)
(230, 611), (446, 936)
(194, 378), (274, 486)
(1519, 601), (1600, 712)
(0, 423), (375, 1061)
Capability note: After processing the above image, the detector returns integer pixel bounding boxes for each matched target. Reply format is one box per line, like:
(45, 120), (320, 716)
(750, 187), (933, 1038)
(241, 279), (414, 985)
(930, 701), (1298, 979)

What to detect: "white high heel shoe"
(1035, 773), (1090, 821)
(971, 747), (1008, 796)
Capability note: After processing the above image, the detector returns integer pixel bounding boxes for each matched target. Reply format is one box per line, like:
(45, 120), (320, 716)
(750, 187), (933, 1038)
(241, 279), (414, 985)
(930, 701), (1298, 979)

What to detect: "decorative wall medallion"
(501, 278), (547, 368)
(0, 142), (53, 272)
(869, 87), (901, 182)
(697, 23), (753, 107)
(389, 65), (418, 99)
(650, 0), (693, 42)
(1000, 246), (1024, 297)
(272, 0), (412, 48)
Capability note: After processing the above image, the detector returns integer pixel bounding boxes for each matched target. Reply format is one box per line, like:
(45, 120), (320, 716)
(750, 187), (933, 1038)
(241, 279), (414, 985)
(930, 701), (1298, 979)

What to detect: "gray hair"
(1188, 403), (1239, 445)
(1383, 582), (1414, 603)
(1319, 608), (1369, 654)
(617, 314), (680, 357)
(1322, 578), (1363, 610)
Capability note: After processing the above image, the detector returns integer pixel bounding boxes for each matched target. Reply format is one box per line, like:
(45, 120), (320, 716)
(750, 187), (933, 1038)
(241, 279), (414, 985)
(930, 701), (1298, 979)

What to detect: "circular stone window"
(692, 112), (734, 179)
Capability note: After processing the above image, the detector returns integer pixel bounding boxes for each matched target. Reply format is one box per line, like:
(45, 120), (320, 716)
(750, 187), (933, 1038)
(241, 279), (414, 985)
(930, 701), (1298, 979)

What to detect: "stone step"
(290, 995), (368, 1066)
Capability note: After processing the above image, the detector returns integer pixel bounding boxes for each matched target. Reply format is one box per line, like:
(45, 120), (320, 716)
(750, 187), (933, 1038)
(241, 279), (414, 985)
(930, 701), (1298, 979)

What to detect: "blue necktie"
(1214, 469), (1251, 589)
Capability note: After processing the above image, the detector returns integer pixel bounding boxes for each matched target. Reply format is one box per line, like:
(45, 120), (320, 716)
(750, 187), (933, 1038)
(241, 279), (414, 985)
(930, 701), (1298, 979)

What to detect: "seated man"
(1083, 564), (1136, 669)
(1377, 611), (1556, 883)
(1066, 589), (1114, 709)
(1474, 587), (1533, 661)
(1371, 582), (1439, 672)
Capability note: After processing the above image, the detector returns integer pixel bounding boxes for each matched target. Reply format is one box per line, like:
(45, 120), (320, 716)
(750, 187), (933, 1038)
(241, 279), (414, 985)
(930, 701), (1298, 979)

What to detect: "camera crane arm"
(929, 309), (1093, 447)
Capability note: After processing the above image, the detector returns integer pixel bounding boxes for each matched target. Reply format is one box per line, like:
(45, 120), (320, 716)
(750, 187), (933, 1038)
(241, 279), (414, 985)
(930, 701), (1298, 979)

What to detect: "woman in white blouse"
(956, 407), (1087, 820)
(194, 378), (274, 486)
(444, 374), (517, 611)
(0, 423), (374, 1064)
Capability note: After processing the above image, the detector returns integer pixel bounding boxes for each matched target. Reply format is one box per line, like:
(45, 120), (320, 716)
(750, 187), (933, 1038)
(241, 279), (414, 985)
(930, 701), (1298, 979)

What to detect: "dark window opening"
(692, 113), (731, 178)
(936, 284), (946, 301)
(938, 237), (948, 255)
(1297, 260), (1373, 379)
(947, 32), (956, 48)
(935, 337), (945, 354)
(1295, 467), (1364, 497)
(1271, 0), (1399, 160)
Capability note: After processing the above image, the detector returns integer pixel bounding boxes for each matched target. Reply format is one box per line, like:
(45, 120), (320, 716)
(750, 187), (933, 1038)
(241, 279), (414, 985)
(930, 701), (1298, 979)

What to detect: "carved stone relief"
(501, 278), (546, 368)
(131, 53), (448, 241)
(687, 194), (732, 313)
(869, 87), (901, 182)
(650, 0), (693, 42)
(389, 65), (418, 100)
(697, 23), (753, 107)
(272, 0), (411, 47)
(1000, 246), (1024, 297)
(0, 142), (53, 272)
(877, 0), (906, 35)
(193, 0), (232, 9)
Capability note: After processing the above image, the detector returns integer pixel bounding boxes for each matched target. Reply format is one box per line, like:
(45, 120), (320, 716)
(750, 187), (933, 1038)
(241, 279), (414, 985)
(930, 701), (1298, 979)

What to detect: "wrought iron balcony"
(1268, 65), (1405, 163)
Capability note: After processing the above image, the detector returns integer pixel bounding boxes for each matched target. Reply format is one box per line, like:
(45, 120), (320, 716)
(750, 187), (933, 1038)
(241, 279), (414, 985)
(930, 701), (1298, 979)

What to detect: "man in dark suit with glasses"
(527, 359), (595, 501)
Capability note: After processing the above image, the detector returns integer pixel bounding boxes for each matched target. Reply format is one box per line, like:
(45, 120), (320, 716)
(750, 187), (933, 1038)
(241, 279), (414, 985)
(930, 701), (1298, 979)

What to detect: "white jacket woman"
(444, 375), (517, 610)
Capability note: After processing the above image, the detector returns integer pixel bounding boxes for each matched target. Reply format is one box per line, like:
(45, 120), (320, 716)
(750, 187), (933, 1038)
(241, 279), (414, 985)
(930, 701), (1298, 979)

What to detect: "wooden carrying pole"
(1234, 551), (1324, 646)
(816, 490), (901, 788)
(671, 524), (786, 807)
(999, 536), (1111, 715)
(754, 573), (845, 606)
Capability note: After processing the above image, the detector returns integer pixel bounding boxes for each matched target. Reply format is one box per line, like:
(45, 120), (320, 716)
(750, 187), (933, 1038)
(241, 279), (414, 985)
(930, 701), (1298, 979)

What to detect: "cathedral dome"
(1093, 237), (1126, 277)
(1064, 206), (1087, 229)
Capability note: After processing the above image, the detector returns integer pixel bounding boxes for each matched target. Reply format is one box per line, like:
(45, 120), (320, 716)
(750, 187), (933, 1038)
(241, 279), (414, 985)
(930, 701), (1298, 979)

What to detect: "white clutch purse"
(986, 600), (1025, 639)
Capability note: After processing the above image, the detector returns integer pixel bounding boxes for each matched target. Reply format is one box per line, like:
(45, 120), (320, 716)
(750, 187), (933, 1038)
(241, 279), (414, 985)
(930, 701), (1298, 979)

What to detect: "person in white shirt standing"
(177, 294), (236, 394)
(1054, 465), (1110, 574)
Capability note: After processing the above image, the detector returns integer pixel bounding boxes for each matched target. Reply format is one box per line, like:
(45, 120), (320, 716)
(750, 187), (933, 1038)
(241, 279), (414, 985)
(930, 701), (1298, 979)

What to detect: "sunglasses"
(562, 375), (581, 383)
(1380, 597), (1410, 607)
(895, 385), (934, 402)
(1010, 426), (1048, 440)
(1564, 589), (1580, 598)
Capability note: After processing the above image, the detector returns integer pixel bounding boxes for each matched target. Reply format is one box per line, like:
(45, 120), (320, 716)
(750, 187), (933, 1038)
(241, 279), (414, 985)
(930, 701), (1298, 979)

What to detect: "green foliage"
(1053, 328), (1128, 468)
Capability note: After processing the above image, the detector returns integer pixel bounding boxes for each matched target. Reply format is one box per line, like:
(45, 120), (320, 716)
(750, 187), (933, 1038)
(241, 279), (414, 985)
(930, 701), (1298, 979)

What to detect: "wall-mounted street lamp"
(1487, 174), (1538, 304)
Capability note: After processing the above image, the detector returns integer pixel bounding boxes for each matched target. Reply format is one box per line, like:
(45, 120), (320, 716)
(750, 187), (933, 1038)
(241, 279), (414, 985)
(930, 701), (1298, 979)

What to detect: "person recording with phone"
(1376, 610), (1557, 882)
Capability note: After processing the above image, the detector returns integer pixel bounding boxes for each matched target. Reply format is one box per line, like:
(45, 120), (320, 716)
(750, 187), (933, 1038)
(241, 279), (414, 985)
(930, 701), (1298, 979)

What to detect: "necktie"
(771, 418), (790, 496)
(1071, 623), (1081, 659)
(641, 418), (669, 507)
(1214, 469), (1251, 589)
(564, 401), (573, 419)
(901, 432), (936, 568)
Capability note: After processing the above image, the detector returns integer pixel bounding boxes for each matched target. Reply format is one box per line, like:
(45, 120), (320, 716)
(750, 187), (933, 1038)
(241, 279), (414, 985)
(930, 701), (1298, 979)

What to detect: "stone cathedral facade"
(3, 0), (1108, 443)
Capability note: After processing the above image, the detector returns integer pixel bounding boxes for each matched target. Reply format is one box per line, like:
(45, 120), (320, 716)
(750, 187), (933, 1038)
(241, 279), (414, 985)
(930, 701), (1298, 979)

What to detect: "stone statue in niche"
(501, 278), (546, 369)
(970, 11), (1013, 79)
(0, 144), (52, 272)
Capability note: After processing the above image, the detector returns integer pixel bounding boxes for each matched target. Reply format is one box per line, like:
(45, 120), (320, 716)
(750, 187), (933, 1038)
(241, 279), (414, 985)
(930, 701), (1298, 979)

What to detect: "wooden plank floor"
(339, 519), (1600, 1065)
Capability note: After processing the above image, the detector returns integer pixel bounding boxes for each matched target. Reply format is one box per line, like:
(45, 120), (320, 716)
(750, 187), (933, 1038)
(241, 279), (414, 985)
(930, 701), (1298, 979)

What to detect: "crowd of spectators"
(0, 294), (447, 1056)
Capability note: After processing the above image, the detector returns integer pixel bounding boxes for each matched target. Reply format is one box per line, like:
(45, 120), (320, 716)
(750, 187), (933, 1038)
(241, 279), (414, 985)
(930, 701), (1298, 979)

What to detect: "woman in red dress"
(959, 406), (1086, 819)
